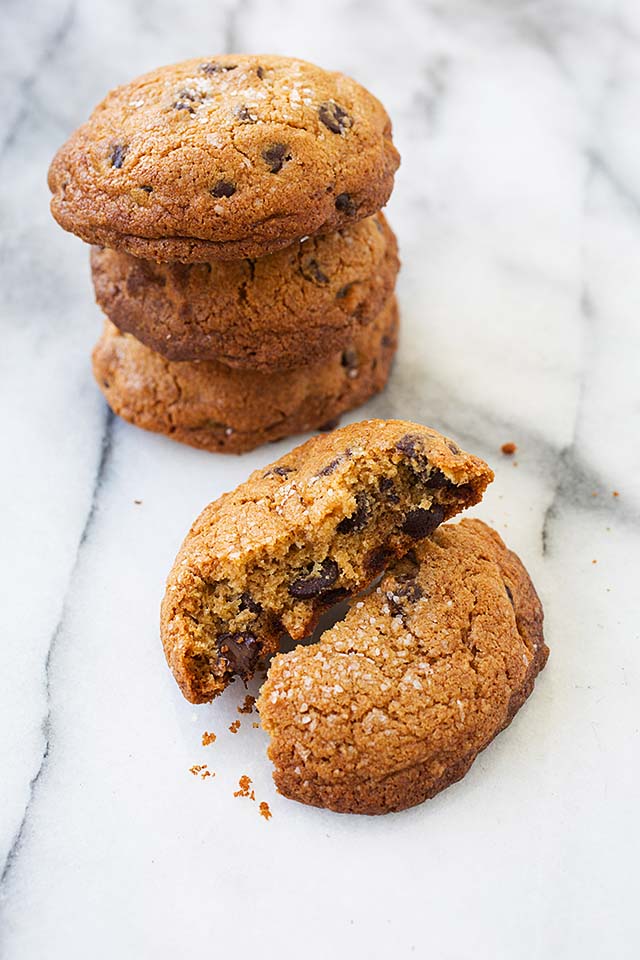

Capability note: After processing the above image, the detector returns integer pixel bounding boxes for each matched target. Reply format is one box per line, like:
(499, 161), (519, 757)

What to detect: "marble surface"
(1, 0), (639, 956)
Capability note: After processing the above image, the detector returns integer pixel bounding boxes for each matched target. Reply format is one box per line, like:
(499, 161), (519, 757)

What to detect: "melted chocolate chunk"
(447, 441), (461, 454)
(262, 143), (291, 173)
(110, 144), (127, 168)
(217, 632), (261, 676)
(335, 193), (357, 216)
(289, 558), (339, 599)
(317, 456), (343, 477)
(140, 184), (153, 193)
(396, 434), (422, 460)
(300, 258), (329, 285)
(425, 468), (449, 490)
(336, 282), (354, 300)
(337, 493), (371, 534)
(211, 179), (237, 198)
(200, 61), (237, 73)
(239, 593), (262, 615)
(341, 348), (358, 370)
(379, 476), (400, 503)
(318, 100), (353, 135)
(402, 503), (446, 540)
(505, 584), (515, 607)
(256, 65), (265, 80)
(319, 587), (350, 607)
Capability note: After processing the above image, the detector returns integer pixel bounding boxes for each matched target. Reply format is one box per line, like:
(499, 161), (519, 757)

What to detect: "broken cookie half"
(161, 419), (493, 702)
(258, 520), (548, 814)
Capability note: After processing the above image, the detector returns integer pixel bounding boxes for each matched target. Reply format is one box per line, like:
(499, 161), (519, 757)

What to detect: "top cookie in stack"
(48, 55), (401, 452)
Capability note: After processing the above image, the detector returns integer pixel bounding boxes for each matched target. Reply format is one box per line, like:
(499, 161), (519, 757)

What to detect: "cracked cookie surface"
(92, 294), (399, 453)
(90, 213), (398, 370)
(160, 420), (493, 702)
(48, 54), (400, 261)
(257, 519), (548, 815)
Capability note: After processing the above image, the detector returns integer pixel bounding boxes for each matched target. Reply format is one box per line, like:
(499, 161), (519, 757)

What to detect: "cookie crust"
(90, 213), (399, 370)
(48, 55), (400, 261)
(257, 519), (548, 815)
(92, 295), (399, 454)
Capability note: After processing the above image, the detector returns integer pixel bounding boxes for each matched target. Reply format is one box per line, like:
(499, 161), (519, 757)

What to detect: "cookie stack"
(48, 55), (401, 453)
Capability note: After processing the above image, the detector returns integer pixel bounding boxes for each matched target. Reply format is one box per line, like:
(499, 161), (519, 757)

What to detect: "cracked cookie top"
(48, 54), (401, 261)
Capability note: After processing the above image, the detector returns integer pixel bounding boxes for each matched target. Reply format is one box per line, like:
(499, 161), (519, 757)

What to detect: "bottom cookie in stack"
(92, 294), (399, 454)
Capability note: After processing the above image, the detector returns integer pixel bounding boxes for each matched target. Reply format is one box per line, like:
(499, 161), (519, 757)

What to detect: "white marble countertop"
(1, 0), (639, 956)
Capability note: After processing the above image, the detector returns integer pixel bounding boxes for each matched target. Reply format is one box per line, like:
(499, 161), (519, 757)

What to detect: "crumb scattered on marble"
(252, 721), (260, 729)
(229, 719), (241, 734)
(238, 695), (256, 715)
(134, 499), (143, 505)
(501, 442), (517, 456)
(189, 763), (213, 778)
(234, 775), (255, 800)
(612, 490), (619, 498)
(202, 731), (217, 746)
(259, 801), (272, 821)
(592, 559), (598, 564)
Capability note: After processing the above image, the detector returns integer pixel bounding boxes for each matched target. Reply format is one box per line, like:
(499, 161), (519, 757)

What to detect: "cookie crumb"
(229, 719), (241, 734)
(238, 695), (256, 715)
(201, 769), (214, 780)
(259, 801), (272, 821)
(252, 721), (260, 729)
(592, 559), (597, 564)
(202, 731), (217, 746)
(134, 499), (143, 505)
(501, 442), (517, 456)
(234, 775), (255, 800)
(612, 490), (619, 498)
(189, 764), (207, 776)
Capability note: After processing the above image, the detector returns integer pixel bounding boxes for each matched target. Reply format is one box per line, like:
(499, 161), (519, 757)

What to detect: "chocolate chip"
(289, 558), (340, 599)
(200, 61), (237, 73)
(256, 65), (265, 79)
(396, 434), (422, 460)
(337, 493), (370, 534)
(318, 100), (353, 134)
(265, 465), (291, 478)
(110, 144), (127, 168)
(425, 468), (448, 490)
(319, 587), (349, 607)
(217, 632), (261, 676)
(341, 348), (358, 370)
(335, 193), (357, 216)
(378, 476), (400, 503)
(318, 417), (341, 432)
(262, 143), (291, 173)
(140, 185), (153, 193)
(300, 258), (329, 285)
(211, 179), (236, 198)
(402, 504), (446, 540)
(386, 579), (424, 616)
(236, 105), (258, 123)
(239, 593), (262, 615)
(447, 441), (461, 454)
(317, 456), (342, 477)
(173, 88), (203, 112)
(505, 584), (514, 607)
(336, 282), (354, 300)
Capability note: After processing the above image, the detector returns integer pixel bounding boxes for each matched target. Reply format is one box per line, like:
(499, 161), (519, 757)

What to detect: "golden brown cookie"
(92, 294), (399, 453)
(48, 55), (400, 262)
(90, 213), (399, 370)
(257, 519), (548, 815)
(161, 421), (493, 703)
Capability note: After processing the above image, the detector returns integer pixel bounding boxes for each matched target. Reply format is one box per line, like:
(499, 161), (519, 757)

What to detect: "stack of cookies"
(47, 55), (401, 453)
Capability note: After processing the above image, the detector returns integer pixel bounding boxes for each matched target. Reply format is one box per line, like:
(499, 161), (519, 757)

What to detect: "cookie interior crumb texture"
(48, 54), (400, 261)
(257, 519), (548, 815)
(161, 420), (493, 703)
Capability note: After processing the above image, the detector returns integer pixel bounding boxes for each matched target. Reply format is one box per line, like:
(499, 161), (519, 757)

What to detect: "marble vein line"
(584, 147), (640, 218)
(0, 407), (115, 896)
(0, 0), (75, 159)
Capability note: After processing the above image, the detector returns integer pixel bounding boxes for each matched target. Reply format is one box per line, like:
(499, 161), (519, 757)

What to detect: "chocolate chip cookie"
(90, 213), (398, 370)
(48, 55), (400, 262)
(257, 519), (547, 815)
(161, 421), (493, 703)
(92, 294), (398, 453)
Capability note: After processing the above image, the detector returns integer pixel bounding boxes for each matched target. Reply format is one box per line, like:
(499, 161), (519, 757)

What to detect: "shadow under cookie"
(92, 294), (400, 454)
